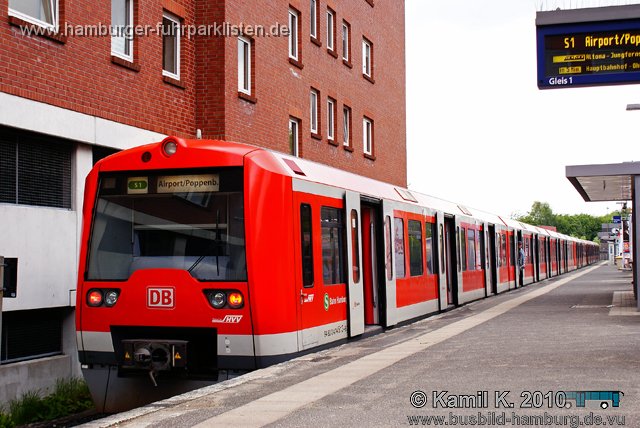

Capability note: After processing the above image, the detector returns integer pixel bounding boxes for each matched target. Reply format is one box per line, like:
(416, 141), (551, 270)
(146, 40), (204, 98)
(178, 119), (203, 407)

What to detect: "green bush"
(3, 378), (94, 426)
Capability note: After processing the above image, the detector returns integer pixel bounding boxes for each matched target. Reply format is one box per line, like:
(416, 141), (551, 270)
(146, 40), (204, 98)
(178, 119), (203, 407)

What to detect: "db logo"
(147, 287), (175, 308)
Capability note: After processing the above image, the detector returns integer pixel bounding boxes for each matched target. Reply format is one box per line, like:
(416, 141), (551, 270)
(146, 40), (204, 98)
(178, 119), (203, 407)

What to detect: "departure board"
(537, 19), (640, 89)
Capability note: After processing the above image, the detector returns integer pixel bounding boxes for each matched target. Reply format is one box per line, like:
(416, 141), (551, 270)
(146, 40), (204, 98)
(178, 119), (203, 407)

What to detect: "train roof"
(102, 137), (595, 245)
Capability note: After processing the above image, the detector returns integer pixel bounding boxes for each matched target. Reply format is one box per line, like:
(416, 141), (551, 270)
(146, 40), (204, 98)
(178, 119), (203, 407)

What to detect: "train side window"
(350, 209), (360, 283)
(321, 206), (345, 285)
(467, 229), (476, 271)
(394, 218), (406, 279)
(425, 222), (435, 275)
(408, 220), (423, 277)
(460, 227), (467, 272)
(385, 215), (392, 280)
(300, 204), (314, 287)
(500, 234), (506, 266)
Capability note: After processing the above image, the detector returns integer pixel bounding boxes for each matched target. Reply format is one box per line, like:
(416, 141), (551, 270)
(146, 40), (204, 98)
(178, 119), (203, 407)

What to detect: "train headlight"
(228, 292), (244, 309)
(210, 292), (226, 309)
(87, 290), (103, 307)
(163, 141), (178, 157)
(104, 290), (119, 307)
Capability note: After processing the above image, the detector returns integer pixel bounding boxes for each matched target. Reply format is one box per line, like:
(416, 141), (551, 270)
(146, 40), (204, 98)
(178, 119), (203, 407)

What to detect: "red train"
(75, 137), (599, 412)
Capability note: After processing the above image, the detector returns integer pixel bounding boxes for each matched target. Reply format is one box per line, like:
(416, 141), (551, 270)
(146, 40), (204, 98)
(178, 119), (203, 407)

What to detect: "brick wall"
(0, 0), (406, 186)
(222, 0), (407, 187)
(0, 0), (196, 138)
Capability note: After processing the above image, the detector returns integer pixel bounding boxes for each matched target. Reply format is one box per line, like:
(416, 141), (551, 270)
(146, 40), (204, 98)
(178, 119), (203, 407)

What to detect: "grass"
(0, 378), (94, 427)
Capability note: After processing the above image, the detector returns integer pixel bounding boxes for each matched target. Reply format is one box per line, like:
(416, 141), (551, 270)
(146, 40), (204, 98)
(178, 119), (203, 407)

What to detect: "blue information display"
(537, 18), (640, 88)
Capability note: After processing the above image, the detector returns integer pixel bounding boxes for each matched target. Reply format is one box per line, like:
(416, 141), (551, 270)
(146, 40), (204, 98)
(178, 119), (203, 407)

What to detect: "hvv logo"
(147, 287), (175, 308)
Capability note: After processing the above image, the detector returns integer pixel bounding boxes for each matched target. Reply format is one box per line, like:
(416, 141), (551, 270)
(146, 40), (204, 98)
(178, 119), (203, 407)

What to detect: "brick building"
(0, 0), (405, 400)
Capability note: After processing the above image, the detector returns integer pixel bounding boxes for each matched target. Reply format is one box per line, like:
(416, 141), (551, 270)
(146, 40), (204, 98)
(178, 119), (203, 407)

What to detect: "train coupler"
(121, 339), (188, 375)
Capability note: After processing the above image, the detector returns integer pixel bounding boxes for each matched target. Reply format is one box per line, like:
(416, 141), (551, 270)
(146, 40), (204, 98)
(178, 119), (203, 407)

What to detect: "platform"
(82, 263), (638, 427)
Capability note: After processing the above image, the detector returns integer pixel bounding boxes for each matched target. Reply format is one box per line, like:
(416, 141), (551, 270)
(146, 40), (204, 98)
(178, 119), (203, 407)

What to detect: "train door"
(345, 191), (364, 337)
(531, 235), (540, 281)
(361, 203), (382, 326)
(488, 225), (498, 295)
(481, 223), (490, 297)
(382, 200), (397, 327)
(444, 216), (459, 306)
(436, 212), (448, 310)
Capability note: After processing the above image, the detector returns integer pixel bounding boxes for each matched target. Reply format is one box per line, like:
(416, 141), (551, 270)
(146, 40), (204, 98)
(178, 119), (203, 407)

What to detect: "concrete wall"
(0, 94), (165, 403)
(0, 354), (75, 403)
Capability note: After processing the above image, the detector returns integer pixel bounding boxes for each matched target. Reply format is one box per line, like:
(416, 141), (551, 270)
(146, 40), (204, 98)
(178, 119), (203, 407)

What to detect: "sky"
(405, 0), (640, 219)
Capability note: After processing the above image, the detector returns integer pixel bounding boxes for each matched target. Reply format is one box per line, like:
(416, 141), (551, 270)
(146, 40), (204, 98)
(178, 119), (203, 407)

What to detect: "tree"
(513, 201), (604, 241)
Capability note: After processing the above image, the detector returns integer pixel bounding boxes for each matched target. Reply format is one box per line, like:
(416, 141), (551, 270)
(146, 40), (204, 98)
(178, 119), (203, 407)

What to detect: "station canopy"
(566, 162), (639, 202)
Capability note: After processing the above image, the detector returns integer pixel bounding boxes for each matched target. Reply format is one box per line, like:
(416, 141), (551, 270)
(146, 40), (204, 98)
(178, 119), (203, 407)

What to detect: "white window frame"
(111, 0), (134, 61)
(289, 117), (300, 157)
(310, 89), (319, 134)
(238, 36), (251, 95)
(363, 117), (373, 155)
(342, 22), (349, 61)
(343, 106), (351, 147)
(362, 38), (372, 77)
(289, 8), (299, 60)
(9, 0), (58, 31)
(310, 0), (317, 39)
(327, 98), (335, 141)
(326, 9), (334, 51)
(162, 11), (181, 80)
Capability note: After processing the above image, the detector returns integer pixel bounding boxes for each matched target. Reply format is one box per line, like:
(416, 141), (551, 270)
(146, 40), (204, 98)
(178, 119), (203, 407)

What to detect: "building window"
(9, 0), (58, 29)
(326, 8), (335, 52)
(289, 7), (299, 61)
(162, 11), (181, 80)
(408, 220), (424, 277)
(1, 308), (66, 364)
(321, 206), (345, 285)
(342, 21), (351, 63)
(310, 89), (319, 135)
(362, 37), (373, 79)
(363, 116), (373, 156)
(111, 0), (133, 61)
(289, 117), (300, 157)
(0, 129), (72, 209)
(238, 36), (251, 95)
(327, 98), (336, 142)
(343, 105), (351, 148)
(310, 0), (318, 40)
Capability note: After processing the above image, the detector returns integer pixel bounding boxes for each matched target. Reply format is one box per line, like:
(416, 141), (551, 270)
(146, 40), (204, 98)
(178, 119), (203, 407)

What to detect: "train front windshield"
(86, 168), (246, 281)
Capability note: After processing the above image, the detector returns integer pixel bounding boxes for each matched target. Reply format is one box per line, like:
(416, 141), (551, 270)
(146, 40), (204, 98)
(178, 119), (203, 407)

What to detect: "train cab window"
(425, 222), (435, 275)
(408, 220), (423, 277)
(300, 204), (314, 287)
(321, 206), (345, 285)
(385, 216), (392, 280)
(394, 218), (406, 279)
(460, 227), (467, 272)
(467, 229), (476, 271)
(87, 169), (246, 281)
(350, 210), (360, 283)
